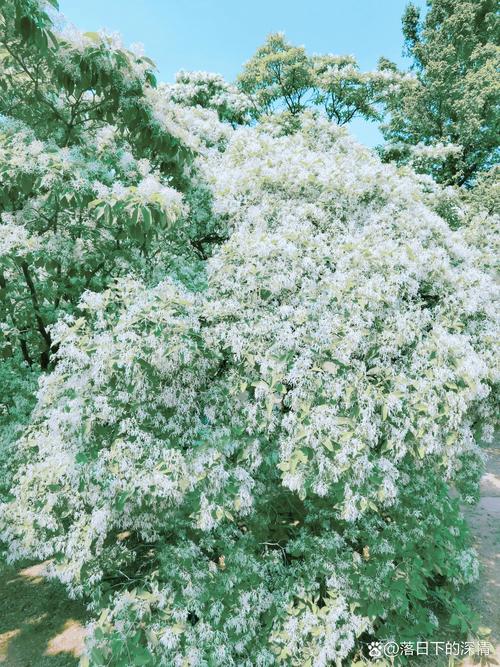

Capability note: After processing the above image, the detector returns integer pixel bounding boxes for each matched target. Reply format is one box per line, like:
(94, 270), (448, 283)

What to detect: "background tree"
(237, 33), (314, 118)
(165, 70), (251, 126)
(0, 0), (192, 370)
(312, 54), (389, 125)
(238, 33), (396, 128)
(0, 0), (190, 173)
(379, 0), (499, 185)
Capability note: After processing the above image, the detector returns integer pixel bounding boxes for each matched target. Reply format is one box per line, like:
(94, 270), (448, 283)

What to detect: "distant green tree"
(379, 0), (499, 185)
(237, 33), (314, 118)
(238, 33), (391, 125)
(312, 54), (388, 125)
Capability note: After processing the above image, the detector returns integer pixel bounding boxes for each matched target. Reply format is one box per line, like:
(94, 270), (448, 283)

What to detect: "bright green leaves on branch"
(379, 0), (500, 185)
(238, 33), (314, 117)
(238, 32), (394, 126)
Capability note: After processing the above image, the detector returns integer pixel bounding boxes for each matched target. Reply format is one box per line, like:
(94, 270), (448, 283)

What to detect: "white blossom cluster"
(202, 114), (498, 509)
(0, 116), (190, 289)
(0, 99), (498, 666)
(146, 84), (235, 154)
(164, 70), (251, 120)
(53, 20), (154, 85)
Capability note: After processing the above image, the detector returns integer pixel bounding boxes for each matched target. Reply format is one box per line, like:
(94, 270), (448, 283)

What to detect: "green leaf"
(322, 438), (334, 452)
(90, 648), (106, 666)
(83, 31), (101, 43)
(141, 205), (152, 230)
(132, 647), (152, 666)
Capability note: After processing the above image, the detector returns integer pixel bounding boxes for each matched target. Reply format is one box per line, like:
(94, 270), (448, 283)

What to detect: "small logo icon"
(368, 641), (382, 659)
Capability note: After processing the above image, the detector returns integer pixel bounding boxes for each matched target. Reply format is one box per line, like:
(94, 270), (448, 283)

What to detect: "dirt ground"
(0, 561), (86, 666)
(460, 444), (500, 665)
(0, 445), (498, 667)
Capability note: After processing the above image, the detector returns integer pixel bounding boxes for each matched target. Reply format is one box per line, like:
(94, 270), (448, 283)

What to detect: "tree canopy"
(379, 0), (499, 185)
(0, 1), (498, 666)
(237, 32), (392, 126)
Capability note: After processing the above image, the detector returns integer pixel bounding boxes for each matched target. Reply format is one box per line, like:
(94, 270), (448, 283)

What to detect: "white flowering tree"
(0, 2), (498, 667)
(164, 70), (251, 126)
(0, 0), (229, 475)
(0, 0), (193, 368)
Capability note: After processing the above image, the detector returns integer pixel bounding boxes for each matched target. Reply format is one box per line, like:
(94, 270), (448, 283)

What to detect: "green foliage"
(0, 0), (200, 371)
(379, 0), (500, 185)
(0, 117), (190, 370)
(238, 32), (390, 126)
(0, 353), (38, 503)
(0, 0), (190, 175)
(0, 3), (497, 666)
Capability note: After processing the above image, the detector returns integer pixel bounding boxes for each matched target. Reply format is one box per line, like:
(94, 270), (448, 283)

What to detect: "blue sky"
(58, 0), (425, 146)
